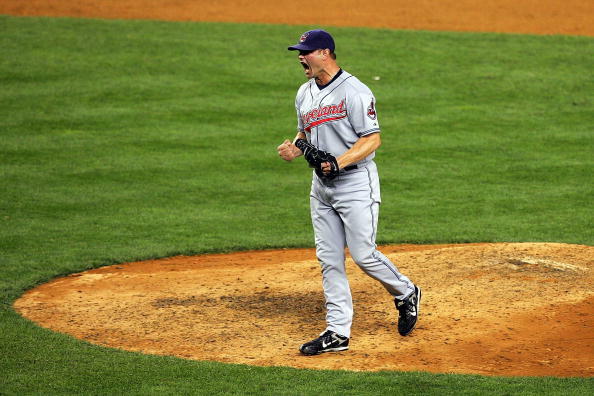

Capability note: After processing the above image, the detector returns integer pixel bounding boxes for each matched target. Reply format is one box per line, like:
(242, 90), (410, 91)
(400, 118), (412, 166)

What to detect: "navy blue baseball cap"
(288, 30), (335, 52)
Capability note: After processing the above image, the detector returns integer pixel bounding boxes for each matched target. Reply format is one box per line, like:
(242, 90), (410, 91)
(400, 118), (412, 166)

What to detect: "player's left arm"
(321, 133), (381, 173)
(336, 132), (381, 169)
(332, 89), (381, 170)
(320, 89), (381, 174)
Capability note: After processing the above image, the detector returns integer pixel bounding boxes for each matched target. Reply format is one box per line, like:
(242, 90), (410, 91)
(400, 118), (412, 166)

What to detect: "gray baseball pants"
(310, 161), (415, 338)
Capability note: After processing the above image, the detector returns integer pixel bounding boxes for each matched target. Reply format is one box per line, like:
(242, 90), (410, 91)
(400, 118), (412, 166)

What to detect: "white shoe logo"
(322, 335), (343, 349)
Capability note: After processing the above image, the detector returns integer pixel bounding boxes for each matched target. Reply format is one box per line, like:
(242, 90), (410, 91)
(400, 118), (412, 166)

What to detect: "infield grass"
(1, 16), (593, 394)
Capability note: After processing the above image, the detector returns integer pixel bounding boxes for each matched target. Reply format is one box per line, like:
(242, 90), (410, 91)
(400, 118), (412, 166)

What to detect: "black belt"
(315, 164), (359, 181)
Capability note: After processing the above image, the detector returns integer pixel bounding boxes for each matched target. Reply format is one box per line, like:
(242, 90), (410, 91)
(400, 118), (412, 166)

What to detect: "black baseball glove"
(294, 139), (339, 180)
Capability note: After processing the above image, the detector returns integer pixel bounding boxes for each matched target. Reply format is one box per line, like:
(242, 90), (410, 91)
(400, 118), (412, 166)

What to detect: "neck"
(315, 62), (341, 86)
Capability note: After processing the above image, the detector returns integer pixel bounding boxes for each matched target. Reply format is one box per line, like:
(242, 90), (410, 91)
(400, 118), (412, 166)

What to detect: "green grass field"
(1, 15), (593, 394)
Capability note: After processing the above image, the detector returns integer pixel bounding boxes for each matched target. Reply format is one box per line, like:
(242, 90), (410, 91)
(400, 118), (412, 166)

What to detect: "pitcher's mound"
(15, 243), (594, 377)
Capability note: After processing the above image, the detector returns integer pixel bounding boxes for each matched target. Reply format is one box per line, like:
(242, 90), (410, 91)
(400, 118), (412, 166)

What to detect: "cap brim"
(287, 43), (316, 51)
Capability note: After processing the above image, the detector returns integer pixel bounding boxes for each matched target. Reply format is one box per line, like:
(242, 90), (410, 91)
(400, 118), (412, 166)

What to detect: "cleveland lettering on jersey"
(302, 100), (346, 132)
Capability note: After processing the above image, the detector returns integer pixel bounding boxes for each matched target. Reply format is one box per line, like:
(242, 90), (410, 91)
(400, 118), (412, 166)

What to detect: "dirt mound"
(15, 243), (594, 377)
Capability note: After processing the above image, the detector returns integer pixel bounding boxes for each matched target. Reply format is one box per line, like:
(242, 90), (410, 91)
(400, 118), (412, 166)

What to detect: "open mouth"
(300, 61), (310, 71)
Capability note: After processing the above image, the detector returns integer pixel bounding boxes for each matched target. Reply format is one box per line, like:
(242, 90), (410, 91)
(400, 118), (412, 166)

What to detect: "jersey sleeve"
(295, 99), (304, 132)
(295, 84), (306, 132)
(347, 92), (380, 136)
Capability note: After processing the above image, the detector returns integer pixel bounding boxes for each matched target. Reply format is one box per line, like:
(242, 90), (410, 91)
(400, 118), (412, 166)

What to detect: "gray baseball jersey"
(296, 70), (379, 164)
(295, 69), (416, 338)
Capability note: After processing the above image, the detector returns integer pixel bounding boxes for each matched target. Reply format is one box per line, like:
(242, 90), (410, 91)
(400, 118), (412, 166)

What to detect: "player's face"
(298, 49), (324, 79)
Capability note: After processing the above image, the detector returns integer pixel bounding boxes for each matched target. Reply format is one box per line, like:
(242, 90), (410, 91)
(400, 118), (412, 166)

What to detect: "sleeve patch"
(367, 100), (377, 120)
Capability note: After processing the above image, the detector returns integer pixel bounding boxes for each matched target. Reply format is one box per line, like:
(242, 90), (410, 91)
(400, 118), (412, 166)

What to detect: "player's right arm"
(278, 88), (308, 161)
(277, 132), (305, 161)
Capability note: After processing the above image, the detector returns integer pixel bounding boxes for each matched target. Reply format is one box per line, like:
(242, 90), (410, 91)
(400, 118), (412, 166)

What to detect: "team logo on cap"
(367, 100), (377, 120)
(300, 32), (309, 42)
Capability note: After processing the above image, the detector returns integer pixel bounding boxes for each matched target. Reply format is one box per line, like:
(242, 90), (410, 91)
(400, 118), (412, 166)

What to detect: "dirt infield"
(1, 0), (594, 36)
(15, 243), (594, 377)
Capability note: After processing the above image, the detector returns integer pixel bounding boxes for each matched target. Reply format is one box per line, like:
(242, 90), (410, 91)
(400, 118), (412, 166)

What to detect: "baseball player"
(277, 30), (421, 355)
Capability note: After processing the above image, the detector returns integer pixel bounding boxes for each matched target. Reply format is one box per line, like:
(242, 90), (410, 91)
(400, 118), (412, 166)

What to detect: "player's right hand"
(277, 139), (302, 161)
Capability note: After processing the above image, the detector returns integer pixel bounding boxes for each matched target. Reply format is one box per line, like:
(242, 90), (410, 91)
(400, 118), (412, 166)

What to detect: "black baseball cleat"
(299, 330), (349, 355)
(396, 285), (421, 336)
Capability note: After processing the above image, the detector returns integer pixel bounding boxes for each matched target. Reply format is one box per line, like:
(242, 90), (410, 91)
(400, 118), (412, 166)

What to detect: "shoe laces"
(397, 295), (416, 314)
(318, 330), (334, 342)
(317, 330), (345, 344)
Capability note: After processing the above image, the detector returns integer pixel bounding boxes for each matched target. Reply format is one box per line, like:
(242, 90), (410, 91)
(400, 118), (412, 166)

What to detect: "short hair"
(330, 51), (336, 60)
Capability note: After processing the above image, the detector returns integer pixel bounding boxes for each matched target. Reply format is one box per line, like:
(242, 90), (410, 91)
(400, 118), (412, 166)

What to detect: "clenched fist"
(277, 139), (302, 161)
